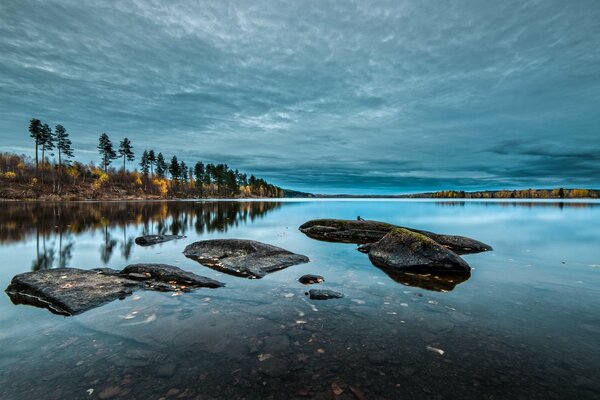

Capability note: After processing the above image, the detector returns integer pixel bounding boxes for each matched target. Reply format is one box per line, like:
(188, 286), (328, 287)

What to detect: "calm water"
(0, 200), (599, 400)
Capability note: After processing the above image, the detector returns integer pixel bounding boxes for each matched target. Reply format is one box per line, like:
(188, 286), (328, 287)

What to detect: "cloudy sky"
(1, 0), (599, 193)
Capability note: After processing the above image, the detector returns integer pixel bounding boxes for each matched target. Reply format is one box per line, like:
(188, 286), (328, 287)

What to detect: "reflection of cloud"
(1, 1), (599, 193)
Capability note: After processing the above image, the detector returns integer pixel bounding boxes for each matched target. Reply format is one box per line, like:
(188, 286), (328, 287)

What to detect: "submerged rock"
(368, 228), (470, 273)
(5, 264), (224, 316)
(299, 219), (492, 254)
(121, 264), (223, 289)
(307, 289), (344, 300)
(134, 234), (186, 246)
(183, 239), (309, 279)
(298, 274), (325, 285)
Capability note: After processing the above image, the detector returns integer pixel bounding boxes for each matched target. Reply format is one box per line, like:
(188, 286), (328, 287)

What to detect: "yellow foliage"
(67, 166), (79, 178)
(152, 178), (169, 197)
(570, 189), (589, 198)
(3, 171), (16, 179)
(131, 171), (143, 186)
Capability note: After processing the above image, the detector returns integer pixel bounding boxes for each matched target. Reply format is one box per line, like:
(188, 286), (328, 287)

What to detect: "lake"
(0, 199), (598, 399)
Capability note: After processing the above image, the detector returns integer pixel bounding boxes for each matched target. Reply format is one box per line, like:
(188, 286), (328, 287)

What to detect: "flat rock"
(299, 219), (492, 254)
(298, 274), (324, 285)
(368, 228), (471, 273)
(183, 239), (309, 279)
(307, 289), (344, 300)
(5, 264), (224, 316)
(134, 234), (186, 246)
(5, 268), (138, 316)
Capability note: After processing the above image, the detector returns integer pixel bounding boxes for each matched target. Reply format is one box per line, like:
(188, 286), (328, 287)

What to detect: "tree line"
(0, 118), (283, 199)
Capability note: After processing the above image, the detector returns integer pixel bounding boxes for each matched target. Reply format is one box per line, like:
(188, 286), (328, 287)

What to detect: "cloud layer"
(1, 0), (599, 193)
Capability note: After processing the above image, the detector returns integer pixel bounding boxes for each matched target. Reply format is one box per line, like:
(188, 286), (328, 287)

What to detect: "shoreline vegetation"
(305, 188), (600, 199)
(0, 119), (283, 201)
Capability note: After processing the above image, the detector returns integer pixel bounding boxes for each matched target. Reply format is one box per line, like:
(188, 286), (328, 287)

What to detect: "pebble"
(98, 386), (120, 399)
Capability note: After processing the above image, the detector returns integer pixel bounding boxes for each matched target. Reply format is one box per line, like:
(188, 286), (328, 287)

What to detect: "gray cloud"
(1, 0), (599, 193)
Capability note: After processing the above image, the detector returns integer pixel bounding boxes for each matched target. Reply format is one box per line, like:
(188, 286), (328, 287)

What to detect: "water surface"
(0, 200), (598, 399)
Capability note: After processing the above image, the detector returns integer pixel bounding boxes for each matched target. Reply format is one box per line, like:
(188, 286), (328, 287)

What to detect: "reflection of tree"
(0, 201), (282, 270)
(58, 231), (75, 268)
(31, 236), (55, 271)
(120, 226), (134, 261)
(100, 226), (118, 265)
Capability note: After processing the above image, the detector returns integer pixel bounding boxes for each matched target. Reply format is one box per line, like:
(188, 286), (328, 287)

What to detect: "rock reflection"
(370, 259), (470, 291)
(0, 201), (281, 270)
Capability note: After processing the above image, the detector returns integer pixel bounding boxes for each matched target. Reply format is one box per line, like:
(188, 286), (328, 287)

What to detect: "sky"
(1, 0), (599, 194)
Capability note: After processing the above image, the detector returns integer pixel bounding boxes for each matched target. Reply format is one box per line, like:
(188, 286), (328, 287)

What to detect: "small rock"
(307, 289), (344, 300)
(156, 363), (177, 378)
(299, 274), (325, 285)
(98, 386), (120, 399)
(134, 235), (185, 246)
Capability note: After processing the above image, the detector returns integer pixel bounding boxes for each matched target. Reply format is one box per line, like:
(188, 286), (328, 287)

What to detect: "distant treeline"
(406, 188), (600, 199)
(0, 119), (283, 200)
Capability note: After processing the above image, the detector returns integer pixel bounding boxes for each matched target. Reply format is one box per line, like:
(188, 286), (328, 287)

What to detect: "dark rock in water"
(356, 243), (373, 253)
(368, 228), (470, 273)
(299, 219), (492, 254)
(183, 239), (309, 279)
(377, 268), (470, 292)
(298, 274), (324, 285)
(307, 289), (344, 300)
(299, 219), (396, 244)
(134, 234), (185, 246)
(122, 264), (224, 289)
(5, 268), (139, 316)
(5, 264), (224, 316)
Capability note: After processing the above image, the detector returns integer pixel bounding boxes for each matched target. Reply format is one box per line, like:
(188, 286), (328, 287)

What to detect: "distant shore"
(286, 188), (600, 199)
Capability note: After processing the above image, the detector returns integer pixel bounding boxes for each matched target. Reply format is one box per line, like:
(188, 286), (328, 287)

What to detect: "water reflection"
(436, 200), (599, 209)
(0, 201), (281, 269)
(374, 265), (470, 291)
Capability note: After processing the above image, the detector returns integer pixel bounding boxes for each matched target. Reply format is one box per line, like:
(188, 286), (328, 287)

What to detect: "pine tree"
(148, 150), (156, 176)
(28, 118), (43, 169)
(194, 161), (204, 195)
(55, 124), (74, 168)
(97, 133), (117, 173)
(180, 161), (188, 183)
(156, 152), (167, 178)
(169, 155), (181, 182)
(118, 137), (135, 171)
(40, 123), (55, 166)
(140, 150), (150, 175)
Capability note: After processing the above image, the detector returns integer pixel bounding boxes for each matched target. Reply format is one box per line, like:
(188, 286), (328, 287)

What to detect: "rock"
(5, 264), (224, 316)
(299, 219), (492, 254)
(368, 228), (471, 273)
(122, 264), (224, 289)
(356, 243), (372, 253)
(183, 239), (309, 279)
(367, 352), (386, 365)
(298, 274), (324, 285)
(4, 268), (138, 316)
(263, 335), (290, 354)
(98, 386), (120, 399)
(134, 234), (185, 246)
(258, 357), (288, 377)
(307, 289), (344, 300)
(156, 362), (177, 378)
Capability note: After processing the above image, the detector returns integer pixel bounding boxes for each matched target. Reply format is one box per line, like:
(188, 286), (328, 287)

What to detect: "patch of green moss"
(390, 227), (433, 244)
